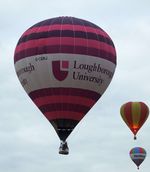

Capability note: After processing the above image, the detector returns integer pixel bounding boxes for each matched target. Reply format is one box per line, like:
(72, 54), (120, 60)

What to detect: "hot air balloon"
(14, 16), (116, 155)
(120, 102), (149, 140)
(130, 147), (146, 169)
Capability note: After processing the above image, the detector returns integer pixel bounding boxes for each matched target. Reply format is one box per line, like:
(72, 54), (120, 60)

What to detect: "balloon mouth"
(132, 127), (138, 133)
(132, 128), (138, 139)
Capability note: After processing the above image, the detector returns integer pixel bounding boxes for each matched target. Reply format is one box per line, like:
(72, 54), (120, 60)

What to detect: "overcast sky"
(0, 0), (150, 171)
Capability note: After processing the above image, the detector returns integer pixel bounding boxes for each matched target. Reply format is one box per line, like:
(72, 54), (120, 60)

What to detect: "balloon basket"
(59, 140), (69, 155)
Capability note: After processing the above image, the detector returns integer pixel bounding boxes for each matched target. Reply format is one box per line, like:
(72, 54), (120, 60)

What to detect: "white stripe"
(14, 53), (116, 94)
(130, 153), (146, 160)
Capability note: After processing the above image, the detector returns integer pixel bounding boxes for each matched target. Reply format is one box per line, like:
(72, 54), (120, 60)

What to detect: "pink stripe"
(33, 95), (95, 108)
(44, 111), (84, 121)
(22, 24), (109, 38)
(15, 37), (115, 55)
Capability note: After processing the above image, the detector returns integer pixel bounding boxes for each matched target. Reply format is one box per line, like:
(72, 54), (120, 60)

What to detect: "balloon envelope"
(14, 16), (116, 150)
(130, 147), (146, 169)
(120, 102), (149, 139)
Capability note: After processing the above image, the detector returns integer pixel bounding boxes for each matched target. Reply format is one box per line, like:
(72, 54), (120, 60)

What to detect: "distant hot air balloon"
(14, 16), (117, 155)
(130, 147), (146, 169)
(120, 102), (149, 140)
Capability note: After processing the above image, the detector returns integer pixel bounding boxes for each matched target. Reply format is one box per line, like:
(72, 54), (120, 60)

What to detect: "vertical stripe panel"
(138, 102), (149, 128)
(139, 147), (143, 153)
(122, 102), (133, 128)
(120, 105), (130, 127)
(131, 102), (141, 129)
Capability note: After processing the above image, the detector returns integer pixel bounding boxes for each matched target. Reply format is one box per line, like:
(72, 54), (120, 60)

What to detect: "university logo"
(52, 60), (69, 81)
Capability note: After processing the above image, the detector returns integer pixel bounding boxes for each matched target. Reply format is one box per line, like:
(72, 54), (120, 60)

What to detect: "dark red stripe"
(29, 88), (101, 101)
(45, 111), (84, 121)
(22, 24), (110, 39)
(17, 30), (114, 47)
(29, 17), (102, 30)
(124, 102), (133, 129)
(39, 103), (89, 114)
(139, 147), (143, 153)
(138, 102), (149, 128)
(14, 45), (116, 64)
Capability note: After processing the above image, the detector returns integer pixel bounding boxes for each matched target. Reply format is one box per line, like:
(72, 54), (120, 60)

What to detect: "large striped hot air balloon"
(130, 147), (146, 170)
(14, 16), (116, 154)
(120, 102), (149, 140)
